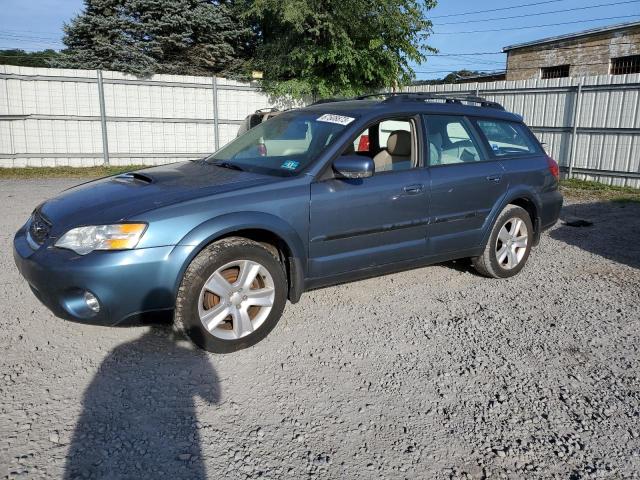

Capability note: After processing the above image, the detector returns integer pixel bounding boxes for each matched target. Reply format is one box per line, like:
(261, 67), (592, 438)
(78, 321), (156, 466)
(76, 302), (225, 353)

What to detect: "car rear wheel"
(472, 205), (533, 279)
(175, 237), (287, 353)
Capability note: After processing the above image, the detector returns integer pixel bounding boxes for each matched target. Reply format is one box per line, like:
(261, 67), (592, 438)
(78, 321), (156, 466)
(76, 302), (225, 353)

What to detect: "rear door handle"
(403, 184), (424, 194)
(486, 175), (502, 183)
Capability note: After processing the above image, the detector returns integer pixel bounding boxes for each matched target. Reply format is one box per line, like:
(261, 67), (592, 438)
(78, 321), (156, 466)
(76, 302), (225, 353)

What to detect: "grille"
(28, 210), (52, 245)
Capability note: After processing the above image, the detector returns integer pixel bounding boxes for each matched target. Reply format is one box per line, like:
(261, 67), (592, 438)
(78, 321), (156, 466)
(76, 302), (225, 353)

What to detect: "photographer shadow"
(63, 322), (220, 480)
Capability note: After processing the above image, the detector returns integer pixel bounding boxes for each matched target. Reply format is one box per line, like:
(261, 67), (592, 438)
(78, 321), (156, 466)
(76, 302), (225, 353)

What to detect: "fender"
(174, 211), (307, 303)
(481, 186), (543, 248)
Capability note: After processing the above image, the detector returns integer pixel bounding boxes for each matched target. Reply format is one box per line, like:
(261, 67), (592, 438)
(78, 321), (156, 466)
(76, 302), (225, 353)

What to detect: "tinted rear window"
(476, 119), (542, 157)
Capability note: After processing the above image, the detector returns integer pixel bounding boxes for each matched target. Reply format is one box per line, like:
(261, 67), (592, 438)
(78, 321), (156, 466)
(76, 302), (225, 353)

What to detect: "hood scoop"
(115, 172), (154, 184)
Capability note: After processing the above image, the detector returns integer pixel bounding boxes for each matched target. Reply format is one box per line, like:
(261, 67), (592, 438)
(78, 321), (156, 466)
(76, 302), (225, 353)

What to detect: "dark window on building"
(610, 55), (640, 75)
(540, 65), (570, 79)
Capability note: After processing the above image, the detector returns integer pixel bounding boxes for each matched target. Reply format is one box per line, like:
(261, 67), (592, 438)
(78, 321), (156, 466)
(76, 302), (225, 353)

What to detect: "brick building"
(503, 21), (640, 81)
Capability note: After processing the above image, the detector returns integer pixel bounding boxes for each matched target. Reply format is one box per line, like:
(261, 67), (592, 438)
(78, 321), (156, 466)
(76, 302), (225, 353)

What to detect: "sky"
(418, 0), (640, 78)
(0, 0), (639, 79)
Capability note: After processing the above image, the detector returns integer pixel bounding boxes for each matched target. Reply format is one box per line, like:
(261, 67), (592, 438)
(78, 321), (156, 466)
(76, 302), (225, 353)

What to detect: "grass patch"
(560, 178), (640, 203)
(560, 178), (639, 194)
(0, 165), (146, 179)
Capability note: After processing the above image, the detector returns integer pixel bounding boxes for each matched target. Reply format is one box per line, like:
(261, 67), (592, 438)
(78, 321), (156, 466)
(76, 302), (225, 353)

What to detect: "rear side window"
(423, 115), (485, 166)
(476, 120), (541, 157)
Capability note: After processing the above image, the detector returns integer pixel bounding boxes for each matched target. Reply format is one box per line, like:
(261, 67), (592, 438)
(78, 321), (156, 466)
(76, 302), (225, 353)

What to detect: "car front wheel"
(175, 237), (287, 353)
(472, 204), (533, 279)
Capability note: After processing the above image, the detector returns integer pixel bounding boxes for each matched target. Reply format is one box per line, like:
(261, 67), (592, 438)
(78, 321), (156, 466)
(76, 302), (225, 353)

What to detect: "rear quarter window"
(476, 119), (542, 157)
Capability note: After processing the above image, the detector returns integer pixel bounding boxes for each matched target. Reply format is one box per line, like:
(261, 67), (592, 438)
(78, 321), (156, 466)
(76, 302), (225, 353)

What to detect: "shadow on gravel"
(550, 200), (640, 270)
(439, 258), (480, 276)
(64, 325), (220, 480)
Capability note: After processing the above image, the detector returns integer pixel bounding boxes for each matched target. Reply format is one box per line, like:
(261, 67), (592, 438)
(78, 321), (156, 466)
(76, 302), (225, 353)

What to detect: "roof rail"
(356, 92), (504, 110)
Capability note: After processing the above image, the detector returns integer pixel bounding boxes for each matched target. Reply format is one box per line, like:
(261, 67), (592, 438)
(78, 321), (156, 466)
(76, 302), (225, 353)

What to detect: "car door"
(308, 117), (430, 278)
(473, 117), (550, 193)
(423, 114), (508, 254)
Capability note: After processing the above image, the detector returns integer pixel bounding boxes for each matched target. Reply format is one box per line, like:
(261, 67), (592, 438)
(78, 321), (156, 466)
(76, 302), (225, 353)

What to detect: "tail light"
(547, 156), (559, 180)
(357, 134), (370, 152)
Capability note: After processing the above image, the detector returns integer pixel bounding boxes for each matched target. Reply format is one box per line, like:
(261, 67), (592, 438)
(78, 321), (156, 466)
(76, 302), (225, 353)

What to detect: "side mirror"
(333, 155), (374, 179)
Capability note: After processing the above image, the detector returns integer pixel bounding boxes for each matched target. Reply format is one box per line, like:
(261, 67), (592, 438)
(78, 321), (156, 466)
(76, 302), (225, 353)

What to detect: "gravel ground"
(1, 179), (639, 480)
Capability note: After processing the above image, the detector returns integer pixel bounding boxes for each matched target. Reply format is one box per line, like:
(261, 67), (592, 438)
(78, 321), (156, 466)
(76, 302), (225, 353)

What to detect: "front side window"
(423, 115), (484, 166)
(476, 120), (541, 157)
(209, 111), (356, 176)
(341, 118), (417, 174)
(351, 128), (371, 153)
(374, 119), (415, 172)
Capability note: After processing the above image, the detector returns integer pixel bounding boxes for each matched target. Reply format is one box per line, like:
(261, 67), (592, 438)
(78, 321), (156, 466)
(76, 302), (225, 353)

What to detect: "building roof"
(503, 20), (640, 52)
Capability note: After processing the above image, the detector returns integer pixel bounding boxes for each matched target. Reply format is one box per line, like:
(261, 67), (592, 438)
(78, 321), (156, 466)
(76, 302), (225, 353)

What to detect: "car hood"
(39, 161), (281, 232)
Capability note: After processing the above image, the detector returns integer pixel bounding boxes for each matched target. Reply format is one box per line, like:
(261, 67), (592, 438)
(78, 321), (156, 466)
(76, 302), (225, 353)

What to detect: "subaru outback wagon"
(13, 93), (563, 353)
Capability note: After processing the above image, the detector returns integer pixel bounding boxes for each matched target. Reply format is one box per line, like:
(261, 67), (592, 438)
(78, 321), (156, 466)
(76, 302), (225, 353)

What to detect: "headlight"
(55, 223), (147, 255)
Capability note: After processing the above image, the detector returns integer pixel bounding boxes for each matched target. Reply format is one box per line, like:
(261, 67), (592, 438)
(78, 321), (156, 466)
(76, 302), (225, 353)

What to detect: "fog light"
(84, 291), (100, 313)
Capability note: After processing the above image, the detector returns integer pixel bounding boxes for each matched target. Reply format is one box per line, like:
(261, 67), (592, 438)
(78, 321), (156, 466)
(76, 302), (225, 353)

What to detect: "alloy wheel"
(197, 259), (275, 340)
(495, 217), (529, 270)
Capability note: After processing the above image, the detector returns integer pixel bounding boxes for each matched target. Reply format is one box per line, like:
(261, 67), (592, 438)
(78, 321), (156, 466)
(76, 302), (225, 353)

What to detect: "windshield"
(206, 111), (356, 176)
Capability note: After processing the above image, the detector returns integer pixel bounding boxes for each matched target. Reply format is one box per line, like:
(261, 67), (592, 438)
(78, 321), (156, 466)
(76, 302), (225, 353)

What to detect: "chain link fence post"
(212, 76), (220, 151)
(96, 69), (110, 166)
(568, 82), (583, 179)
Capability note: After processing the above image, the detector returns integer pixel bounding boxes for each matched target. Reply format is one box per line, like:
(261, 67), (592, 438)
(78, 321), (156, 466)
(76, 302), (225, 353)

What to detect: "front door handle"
(403, 184), (424, 194)
(486, 174), (502, 183)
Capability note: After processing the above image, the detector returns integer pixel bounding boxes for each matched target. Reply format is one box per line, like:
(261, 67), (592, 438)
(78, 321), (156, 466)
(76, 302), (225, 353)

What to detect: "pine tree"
(53, 0), (251, 77)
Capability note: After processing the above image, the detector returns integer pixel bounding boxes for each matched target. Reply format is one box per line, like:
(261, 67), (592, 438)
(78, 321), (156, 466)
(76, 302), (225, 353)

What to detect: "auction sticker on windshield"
(317, 114), (355, 126)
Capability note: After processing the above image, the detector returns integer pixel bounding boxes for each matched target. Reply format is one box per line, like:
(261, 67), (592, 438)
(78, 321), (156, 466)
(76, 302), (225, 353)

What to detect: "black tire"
(175, 237), (287, 353)
(472, 205), (534, 279)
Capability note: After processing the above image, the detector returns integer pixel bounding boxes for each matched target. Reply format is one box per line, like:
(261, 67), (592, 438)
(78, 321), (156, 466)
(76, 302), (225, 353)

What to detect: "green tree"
(0, 49), (61, 68)
(53, 0), (251, 76)
(245, 0), (437, 98)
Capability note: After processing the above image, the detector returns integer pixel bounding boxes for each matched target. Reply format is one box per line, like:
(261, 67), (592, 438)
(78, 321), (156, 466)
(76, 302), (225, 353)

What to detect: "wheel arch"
(483, 189), (543, 248)
(509, 197), (539, 240)
(175, 212), (307, 303)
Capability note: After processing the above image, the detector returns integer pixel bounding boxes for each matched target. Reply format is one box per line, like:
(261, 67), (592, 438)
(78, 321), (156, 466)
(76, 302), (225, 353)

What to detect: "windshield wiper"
(211, 161), (245, 172)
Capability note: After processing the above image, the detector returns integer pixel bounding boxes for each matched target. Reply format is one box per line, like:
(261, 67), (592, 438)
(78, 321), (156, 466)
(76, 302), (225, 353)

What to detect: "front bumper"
(13, 224), (194, 326)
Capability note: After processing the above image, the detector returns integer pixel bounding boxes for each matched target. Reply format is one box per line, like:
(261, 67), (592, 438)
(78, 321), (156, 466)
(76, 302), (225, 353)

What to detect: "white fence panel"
(1, 65), (639, 187)
(408, 73), (640, 187)
(0, 65), (293, 168)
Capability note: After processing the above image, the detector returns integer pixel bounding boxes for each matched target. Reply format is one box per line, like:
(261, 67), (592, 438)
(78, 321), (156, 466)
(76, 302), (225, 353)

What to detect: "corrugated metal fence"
(1, 65), (639, 188)
(405, 73), (640, 188)
(0, 65), (301, 168)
